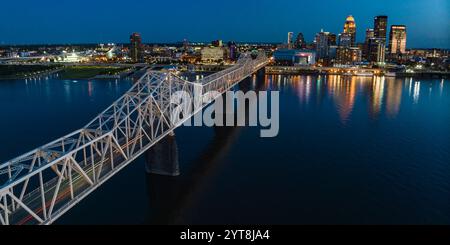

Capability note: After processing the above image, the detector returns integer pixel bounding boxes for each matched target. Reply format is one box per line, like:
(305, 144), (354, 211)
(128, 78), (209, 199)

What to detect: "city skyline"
(0, 0), (449, 48)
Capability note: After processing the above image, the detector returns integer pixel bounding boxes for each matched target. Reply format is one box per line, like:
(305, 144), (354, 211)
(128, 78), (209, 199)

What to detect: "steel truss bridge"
(0, 52), (269, 225)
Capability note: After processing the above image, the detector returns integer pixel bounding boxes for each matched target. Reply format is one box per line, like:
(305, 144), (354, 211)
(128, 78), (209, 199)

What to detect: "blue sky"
(0, 0), (449, 48)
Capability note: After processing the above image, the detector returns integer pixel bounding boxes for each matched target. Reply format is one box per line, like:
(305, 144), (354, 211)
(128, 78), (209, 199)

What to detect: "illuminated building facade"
(389, 25), (407, 54)
(374, 15), (388, 41)
(328, 33), (337, 46)
(363, 28), (374, 59)
(201, 47), (224, 63)
(211, 40), (223, 47)
(287, 32), (294, 49)
(315, 30), (330, 59)
(273, 49), (316, 65)
(295, 33), (306, 49)
(368, 38), (386, 64)
(339, 33), (352, 48)
(227, 41), (237, 61)
(343, 15), (356, 46)
(336, 47), (362, 65)
(129, 32), (143, 62)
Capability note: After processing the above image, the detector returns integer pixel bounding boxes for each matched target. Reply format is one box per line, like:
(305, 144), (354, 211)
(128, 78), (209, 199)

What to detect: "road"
(9, 131), (146, 225)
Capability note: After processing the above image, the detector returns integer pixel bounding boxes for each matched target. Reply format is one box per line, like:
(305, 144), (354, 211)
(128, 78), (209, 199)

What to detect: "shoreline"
(0, 68), (63, 80)
(265, 66), (450, 78)
(0, 64), (135, 80)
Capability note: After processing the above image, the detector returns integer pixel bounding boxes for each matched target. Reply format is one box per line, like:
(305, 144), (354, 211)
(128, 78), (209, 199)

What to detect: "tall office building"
(130, 32), (143, 62)
(363, 28), (375, 59)
(339, 32), (352, 48)
(374, 15), (388, 41)
(368, 38), (386, 63)
(212, 40), (223, 47)
(315, 30), (330, 59)
(365, 29), (374, 43)
(336, 47), (362, 65)
(389, 25), (407, 54)
(227, 41), (237, 61)
(295, 33), (306, 49)
(287, 32), (294, 49)
(328, 33), (337, 46)
(343, 15), (356, 46)
(328, 45), (338, 60)
(182, 39), (189, 51)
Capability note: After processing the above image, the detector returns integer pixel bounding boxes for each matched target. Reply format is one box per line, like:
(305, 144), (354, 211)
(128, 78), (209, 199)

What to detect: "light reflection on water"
(264, 74), (447, 124)
(0, 73), (449, 224)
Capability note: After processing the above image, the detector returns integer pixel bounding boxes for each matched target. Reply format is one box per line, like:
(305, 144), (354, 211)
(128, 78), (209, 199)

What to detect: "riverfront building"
(273, 49), (316, 66)
(389, 25), (407, 54)
(374, 15), (388, 41)
(368, 38), (386, 64)
(343, 15), (357, 47)
(201, 47), (224, 63)
(336, 47), (362, 65)
(315, 30), (331, 59)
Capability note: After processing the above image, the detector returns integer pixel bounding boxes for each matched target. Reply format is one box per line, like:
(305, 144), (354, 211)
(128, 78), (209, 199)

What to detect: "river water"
(0, 73), (449, 224)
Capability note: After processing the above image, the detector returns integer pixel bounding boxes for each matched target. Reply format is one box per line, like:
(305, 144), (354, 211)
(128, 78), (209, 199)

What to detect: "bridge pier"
(213, 92), (238, 127)
(255, 67), (266, 83)
(212, 71), (264, 128)
(145, 134), (180, 176)
(145, 123), (241, 224)
(240, 66), (266, 91)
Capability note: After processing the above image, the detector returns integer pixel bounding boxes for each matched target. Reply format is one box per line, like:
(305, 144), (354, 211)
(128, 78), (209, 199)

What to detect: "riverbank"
(58, 66), (132, 79)
(0, 64), (135, 80)
(178, 64), (232, 73)
(0, 65), (63, 80)
(265, 65), (450, 78)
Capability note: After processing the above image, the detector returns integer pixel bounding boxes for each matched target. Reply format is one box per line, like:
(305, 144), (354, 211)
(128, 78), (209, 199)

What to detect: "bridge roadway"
(0, 52), (269, 225)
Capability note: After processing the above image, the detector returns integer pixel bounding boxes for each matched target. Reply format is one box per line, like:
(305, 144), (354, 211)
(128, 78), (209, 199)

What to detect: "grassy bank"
(0, 65), (62, 79)
(59, 66), (128, 79)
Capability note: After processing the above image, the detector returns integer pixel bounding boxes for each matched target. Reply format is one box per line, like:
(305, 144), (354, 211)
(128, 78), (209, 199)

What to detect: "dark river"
(0, 72), (449, 224)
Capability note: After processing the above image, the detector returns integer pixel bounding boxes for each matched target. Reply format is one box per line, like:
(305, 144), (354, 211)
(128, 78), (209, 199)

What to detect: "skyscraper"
(287, 32), (294, 49)
(182, 39), (189, 51)
(338, 33), (352, 48)
(315, 30), (330, 59)
(295, 33), (306, 49)
(328, 33), (337, 46)
(363, 28), (374, 59)
(130, 32), (143, 63)
(212, 40), (223, 47)
(374, 15), (388, 41)
(365, 29), (374, 43)
(368, 38), (386, 64)
(227, 41), (237, 61)
(389, 25), (407, 54)
(343, 15), (356, 46)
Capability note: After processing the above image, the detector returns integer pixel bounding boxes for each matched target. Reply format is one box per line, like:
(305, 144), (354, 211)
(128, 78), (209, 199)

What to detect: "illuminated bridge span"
(0, 52), (269, 225)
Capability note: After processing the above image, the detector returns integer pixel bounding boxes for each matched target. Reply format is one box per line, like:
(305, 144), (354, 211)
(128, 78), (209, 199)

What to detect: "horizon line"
(1, 42), (449, 50)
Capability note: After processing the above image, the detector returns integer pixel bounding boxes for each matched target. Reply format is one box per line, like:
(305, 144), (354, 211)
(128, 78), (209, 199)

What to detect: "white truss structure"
(0, 52), (268, 225)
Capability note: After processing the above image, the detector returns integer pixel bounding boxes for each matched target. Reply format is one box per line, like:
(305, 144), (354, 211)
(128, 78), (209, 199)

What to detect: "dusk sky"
(1, 0), (449, 48)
